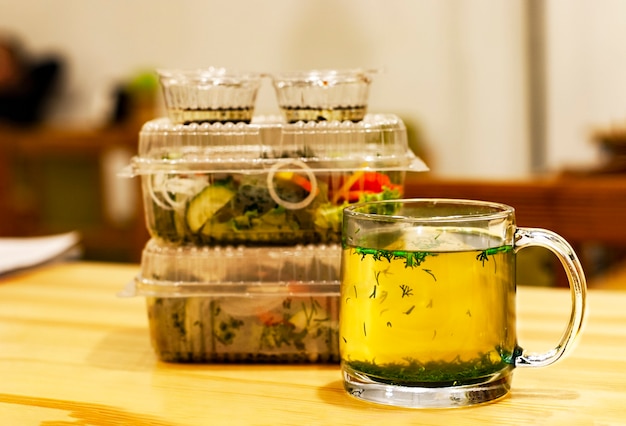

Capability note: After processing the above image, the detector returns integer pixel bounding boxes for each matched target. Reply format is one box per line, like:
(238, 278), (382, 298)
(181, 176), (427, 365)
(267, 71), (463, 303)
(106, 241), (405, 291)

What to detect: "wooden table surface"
(1, 262), (625, 425)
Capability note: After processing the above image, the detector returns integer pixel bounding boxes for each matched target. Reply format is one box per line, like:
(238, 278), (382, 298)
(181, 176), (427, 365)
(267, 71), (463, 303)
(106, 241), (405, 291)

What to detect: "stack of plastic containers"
(123, 67), (428, 363)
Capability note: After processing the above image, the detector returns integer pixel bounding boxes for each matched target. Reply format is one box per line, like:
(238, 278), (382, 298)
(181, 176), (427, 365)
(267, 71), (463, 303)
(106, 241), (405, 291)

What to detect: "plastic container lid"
(124, 114), (428, 176)
(123, 239), (341, 298)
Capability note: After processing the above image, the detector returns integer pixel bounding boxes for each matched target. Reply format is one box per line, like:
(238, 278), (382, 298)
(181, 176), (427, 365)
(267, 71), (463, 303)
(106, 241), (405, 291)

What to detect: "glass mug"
(340, 198), (586, 408)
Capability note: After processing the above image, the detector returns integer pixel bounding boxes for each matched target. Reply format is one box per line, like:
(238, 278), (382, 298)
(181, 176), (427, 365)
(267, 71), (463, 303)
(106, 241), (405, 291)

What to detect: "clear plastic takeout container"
(158, 67), (263, 124)
(123, 240), (342, 363)
(271, 69), (376, 122)
(123, 114), (428, 246)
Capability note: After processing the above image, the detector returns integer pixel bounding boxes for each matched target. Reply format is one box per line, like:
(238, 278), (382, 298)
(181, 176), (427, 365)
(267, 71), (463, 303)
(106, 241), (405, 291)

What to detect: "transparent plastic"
(127, 240), (342, 363)
(271, 69), (376, 122)
(158, 68), (263, 124)
(123, 114), (428, 246)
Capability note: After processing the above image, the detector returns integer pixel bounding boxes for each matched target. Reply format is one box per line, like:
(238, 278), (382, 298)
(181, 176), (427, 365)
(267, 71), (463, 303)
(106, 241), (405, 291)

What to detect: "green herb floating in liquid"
(345, 349), (515, 387)
(354, 247), (433, 268)
(355, 245), (514, 270)
(476, 246), (513, 265)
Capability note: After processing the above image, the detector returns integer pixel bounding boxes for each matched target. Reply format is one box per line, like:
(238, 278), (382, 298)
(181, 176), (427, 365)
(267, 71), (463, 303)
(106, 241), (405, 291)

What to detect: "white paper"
(0, 231), (81, 275)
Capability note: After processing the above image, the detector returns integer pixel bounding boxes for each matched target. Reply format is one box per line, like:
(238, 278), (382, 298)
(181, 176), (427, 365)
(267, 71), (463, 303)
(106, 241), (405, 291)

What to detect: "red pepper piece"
(351, 172), (392, 192)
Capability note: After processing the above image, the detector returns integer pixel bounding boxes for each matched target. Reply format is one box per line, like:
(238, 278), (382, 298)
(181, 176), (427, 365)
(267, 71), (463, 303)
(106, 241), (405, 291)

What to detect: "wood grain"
(1, 262), (625, 425)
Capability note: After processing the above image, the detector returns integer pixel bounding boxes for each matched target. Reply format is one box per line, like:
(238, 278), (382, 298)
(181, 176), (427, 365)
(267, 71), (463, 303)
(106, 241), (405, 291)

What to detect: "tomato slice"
(357, 172), (392, 192)
(333, 172), (399, 202)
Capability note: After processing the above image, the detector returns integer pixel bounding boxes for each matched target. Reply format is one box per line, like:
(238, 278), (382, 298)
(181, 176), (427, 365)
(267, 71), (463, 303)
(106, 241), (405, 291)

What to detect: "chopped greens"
(344, 349), (514, 386)
(146, 167), (404, 245)
(147, 295), (340, 363)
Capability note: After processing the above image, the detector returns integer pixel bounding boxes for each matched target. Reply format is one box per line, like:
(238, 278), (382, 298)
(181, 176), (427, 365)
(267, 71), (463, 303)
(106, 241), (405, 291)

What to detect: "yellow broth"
(340, 242), (519, 386)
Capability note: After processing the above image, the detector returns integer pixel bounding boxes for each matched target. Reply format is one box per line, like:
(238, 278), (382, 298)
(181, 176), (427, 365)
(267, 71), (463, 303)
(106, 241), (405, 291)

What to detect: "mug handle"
(513, 228), (587, 368)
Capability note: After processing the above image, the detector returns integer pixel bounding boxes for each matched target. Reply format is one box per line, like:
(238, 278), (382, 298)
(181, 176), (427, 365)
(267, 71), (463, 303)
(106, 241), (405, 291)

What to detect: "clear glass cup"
(157, 67), (263, 124)
(271, 69), (375, 123)
(340, 198), (587, 408)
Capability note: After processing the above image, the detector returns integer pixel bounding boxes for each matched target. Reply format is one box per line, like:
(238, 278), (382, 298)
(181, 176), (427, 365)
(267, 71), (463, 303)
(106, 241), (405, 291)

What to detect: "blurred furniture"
(0, 36), (63, 126)
(0, 261), (624, 424)
(0, 124), (149, 262)
(591, 260), (626, 290)
(591, 125), (626, 173)
(406, 173), (626, 286)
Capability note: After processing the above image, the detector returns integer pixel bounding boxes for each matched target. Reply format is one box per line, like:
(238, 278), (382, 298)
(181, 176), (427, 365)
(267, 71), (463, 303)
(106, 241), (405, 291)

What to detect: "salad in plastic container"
(123, 114), (428, 246)
(122, 240), (342, 363)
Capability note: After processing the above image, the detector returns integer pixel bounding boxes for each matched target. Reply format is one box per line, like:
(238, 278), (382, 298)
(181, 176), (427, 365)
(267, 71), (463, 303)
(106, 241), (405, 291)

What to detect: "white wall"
(2, 0), (624, 178)
(545, 0), (626, 171)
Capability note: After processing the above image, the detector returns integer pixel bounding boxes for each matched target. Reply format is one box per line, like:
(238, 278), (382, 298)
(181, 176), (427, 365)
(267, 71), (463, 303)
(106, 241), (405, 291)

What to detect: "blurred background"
(1, 0), (625, 287)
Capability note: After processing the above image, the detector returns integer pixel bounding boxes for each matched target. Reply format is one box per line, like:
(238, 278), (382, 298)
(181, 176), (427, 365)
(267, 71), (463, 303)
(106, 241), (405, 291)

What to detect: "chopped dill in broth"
(340, 228), (519, 386)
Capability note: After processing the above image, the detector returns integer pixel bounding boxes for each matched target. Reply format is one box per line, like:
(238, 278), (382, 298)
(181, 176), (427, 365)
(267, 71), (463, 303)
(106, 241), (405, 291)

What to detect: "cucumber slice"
(186, 185), (236, 233)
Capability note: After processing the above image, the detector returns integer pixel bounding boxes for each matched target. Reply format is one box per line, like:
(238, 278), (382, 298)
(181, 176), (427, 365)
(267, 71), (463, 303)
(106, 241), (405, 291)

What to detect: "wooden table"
(1, 262), (625, 425)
